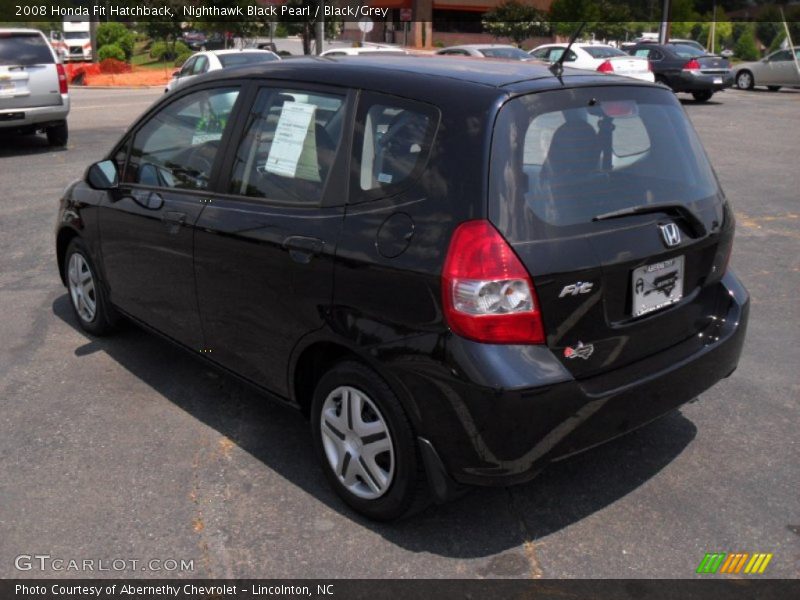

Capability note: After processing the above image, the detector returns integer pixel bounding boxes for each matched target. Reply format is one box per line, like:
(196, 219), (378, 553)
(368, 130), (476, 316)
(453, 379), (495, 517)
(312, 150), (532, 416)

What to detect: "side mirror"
(172, 70), (180, 78)
(86, 160), (119, 190)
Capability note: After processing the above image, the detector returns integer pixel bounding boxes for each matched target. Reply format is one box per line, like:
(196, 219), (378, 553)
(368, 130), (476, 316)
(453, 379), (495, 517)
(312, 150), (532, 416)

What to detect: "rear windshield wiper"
(592, 203), (706, 237)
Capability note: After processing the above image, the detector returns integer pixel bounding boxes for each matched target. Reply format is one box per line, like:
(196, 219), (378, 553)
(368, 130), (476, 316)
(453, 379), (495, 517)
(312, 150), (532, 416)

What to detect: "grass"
(129, 40), (176, 71)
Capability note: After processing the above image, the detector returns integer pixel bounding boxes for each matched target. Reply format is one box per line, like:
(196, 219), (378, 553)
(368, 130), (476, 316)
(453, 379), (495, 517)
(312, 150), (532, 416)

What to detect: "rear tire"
(46, 121), (68, 147)
(767, 86), (781, 92)
(64, 238), (118, 336)
(310, 361), (429, 521)
(736, 70), (754, 90)
(692, 91), (713, 102)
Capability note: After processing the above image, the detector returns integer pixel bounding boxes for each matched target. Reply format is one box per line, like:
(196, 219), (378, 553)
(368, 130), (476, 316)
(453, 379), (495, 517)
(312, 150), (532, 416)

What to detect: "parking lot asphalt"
(1, 86), (798, 579)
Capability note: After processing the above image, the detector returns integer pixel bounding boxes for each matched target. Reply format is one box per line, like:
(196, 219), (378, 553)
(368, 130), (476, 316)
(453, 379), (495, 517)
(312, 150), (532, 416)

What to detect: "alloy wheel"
(737, 72), (752, 89)
(68, 252), (97, 323)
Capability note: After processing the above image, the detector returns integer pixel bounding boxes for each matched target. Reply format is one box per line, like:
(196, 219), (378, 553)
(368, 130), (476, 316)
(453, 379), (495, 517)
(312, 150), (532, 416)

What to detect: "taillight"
(683, 59), (701, 72)
(56, 63), (68, 94)
(441, 220), (545, 344)
(597, 60), (614, 73)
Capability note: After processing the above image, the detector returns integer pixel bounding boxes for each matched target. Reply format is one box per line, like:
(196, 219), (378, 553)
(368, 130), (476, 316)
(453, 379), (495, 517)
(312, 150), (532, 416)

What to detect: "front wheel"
(64, 238), (118, 336)
(736, 70), (754, 90)
(310, 361), (429, 520)
(692, 91), (713, 102)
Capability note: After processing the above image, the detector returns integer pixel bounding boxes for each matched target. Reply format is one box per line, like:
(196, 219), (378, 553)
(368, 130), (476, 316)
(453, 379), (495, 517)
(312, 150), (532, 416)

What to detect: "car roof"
(200, 55), (651, 93)
(0, 28), (47, 35)
(209, 49), (277, 56)
(440, 44), (518, 51)
(535, 43), (612, 49)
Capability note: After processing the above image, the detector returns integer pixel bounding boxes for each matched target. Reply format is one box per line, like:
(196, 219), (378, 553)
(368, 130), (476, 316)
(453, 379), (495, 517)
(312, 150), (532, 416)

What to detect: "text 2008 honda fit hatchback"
(55, 57), (748, 520)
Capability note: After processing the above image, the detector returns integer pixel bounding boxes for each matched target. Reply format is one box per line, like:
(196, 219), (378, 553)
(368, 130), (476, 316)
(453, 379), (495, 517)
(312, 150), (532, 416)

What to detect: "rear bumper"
(384, 271), (749, 491)
(671, 71), (734, 93)
(0, 97), (69, 130)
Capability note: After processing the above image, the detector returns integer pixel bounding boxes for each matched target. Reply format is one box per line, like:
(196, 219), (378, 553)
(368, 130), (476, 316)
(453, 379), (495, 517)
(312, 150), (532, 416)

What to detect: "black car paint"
(626, 43), (734, 94)
(56, 57), (749, 499)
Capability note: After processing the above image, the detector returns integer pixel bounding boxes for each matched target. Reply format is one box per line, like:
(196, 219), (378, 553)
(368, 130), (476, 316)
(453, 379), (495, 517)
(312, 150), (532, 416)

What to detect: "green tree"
(549, 0), (634, 41)
(280, 0), (343, 55)
(98, 44), (126, 62)
(97, 23), (134, 61)
(734, 27), (759, 61)
(483, 0), (549, 47)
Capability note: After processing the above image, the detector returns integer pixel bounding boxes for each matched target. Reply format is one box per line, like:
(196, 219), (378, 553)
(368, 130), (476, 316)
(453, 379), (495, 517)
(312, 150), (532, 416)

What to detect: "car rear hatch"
(489, 84), (734, 378)
(0, 31), (61, 110)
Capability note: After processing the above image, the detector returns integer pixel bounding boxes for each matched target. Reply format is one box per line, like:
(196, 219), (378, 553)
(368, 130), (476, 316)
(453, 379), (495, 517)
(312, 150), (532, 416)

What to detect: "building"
(338, 0), (554, 48)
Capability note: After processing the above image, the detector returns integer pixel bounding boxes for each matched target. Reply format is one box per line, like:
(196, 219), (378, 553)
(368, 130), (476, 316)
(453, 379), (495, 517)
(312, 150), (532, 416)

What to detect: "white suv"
(0, 28), (70, 146)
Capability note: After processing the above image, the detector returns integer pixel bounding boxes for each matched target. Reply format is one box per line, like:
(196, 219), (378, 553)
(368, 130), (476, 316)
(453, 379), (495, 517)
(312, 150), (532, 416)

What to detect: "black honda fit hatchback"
(55, 56), (749, 520)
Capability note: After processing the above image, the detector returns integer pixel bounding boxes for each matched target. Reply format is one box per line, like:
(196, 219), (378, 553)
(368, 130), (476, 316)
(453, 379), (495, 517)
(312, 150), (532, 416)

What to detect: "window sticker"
(265, 101), (320, 182)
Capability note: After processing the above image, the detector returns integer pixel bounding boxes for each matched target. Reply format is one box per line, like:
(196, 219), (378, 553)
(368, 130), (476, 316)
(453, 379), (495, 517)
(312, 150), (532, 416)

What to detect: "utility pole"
(90, 1), (98, 63)
(315, 0), (325, 55)
(658, 0), (671, 44)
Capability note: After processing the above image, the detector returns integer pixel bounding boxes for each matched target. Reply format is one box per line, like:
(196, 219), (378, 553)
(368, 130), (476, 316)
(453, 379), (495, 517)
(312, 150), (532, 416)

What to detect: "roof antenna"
(549, 21), (587, 80)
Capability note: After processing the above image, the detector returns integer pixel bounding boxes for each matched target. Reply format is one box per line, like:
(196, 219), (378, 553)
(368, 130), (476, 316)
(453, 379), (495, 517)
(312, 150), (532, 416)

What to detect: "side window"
(354, 94), (438, 197)
(228, 88), (345, 204)
(126, 87), (240, 190)
(650, 49), (664, 61)
(530, 48), (550, 60)
(179, 57), (195, 77)
(770, 50), (790, 62)
(193, 55), (208, 74)
(634, 49), (650, 58)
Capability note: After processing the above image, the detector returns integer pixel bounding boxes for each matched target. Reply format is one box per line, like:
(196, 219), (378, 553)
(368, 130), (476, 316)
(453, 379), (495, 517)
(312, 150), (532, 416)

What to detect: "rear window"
(489, 87), (720, 241)
(0, 32), (54, 66)
(583, 46), (626, 59)
(668, 44), (705, 58)
(217, 52), (279, 67)
(480, 47), (531, 60)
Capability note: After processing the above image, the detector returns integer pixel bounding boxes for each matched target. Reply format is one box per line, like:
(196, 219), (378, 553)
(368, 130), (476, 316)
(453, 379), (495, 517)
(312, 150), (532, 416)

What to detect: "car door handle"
(162, 211), (187, 234)
(283, 235), (324, 264)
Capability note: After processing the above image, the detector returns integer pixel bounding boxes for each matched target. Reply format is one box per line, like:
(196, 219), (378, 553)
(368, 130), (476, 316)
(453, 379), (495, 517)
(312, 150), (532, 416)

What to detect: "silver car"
(733, 47), (800, 91)
(0, 28), (70, 146)
(436, 44), (533, 60)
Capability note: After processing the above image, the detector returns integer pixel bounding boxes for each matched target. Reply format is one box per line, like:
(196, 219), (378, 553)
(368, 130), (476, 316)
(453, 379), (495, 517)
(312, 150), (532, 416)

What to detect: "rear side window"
(228, 88), (345, 204)
(0, 33), (54, 66)
(126, 87), (240, 189)
(353, 92), (438, 200)
(583, 46), (626, 59)
(489, 87), (720, 241)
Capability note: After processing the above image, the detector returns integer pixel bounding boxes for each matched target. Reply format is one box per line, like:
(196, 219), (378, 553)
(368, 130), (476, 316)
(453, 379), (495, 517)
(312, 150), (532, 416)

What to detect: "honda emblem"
(659, 223), (681, 247)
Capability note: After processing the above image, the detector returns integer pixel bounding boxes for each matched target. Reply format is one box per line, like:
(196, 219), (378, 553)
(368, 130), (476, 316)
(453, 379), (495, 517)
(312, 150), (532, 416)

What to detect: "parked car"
(320, 46), (408, 57)
(165, 49), (280, 93)
(436, 44), (533, 60)
(0, 28), (70, 146)
(529, 43), (654, 82)
(182, 31), (207, 51)
(733, 47), (800, 92)
(626, 42), (733, 102)
(56, 56), (749, 520)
